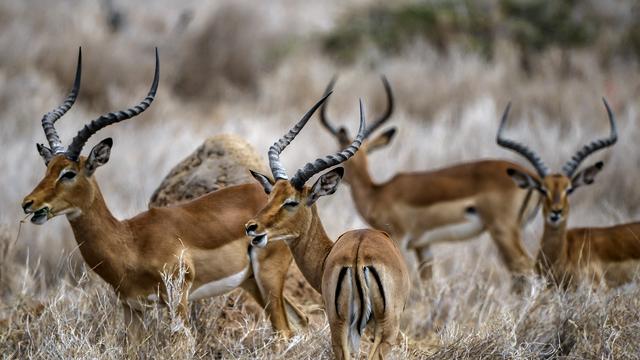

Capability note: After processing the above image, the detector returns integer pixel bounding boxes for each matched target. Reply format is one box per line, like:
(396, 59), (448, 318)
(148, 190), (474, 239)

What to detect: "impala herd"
(18, 49), (639, 358)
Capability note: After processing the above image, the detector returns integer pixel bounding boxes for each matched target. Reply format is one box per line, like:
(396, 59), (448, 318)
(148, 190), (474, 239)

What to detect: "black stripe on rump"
(355, 266), (365, 335)
(335, 267), (349, 319)
(367, 266), (386, 313)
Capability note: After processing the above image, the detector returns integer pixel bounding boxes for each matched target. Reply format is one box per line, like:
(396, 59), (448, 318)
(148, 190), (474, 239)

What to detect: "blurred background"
(1, 0), (640, 357)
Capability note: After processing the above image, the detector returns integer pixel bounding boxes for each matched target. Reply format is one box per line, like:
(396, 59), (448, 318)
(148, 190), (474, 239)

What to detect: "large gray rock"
(149, 134), (269, 208)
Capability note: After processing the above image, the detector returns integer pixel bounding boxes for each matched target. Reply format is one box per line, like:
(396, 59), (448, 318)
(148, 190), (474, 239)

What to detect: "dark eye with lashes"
(566, 187), (575, 195)
(59, 171), (77, 182)
(283, 200), (299, 208)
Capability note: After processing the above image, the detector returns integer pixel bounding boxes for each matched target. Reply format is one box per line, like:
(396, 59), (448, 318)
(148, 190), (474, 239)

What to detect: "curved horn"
(319, 76), (340, 136)
(41, 47), (82, 154)
(561, 98), (617, 176)
(290, 99), (366, 189)
(496, 102), (549, 177)
(363, 75), (394, 138)
(319, 75), (394, 139)
(268, 92), (332, 181)
(65, 48), (159, 161)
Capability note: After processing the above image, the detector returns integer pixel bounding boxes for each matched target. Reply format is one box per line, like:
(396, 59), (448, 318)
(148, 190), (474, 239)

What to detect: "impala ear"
(571, 161), (604, 190)
(250, 170), (274, 194)
(307, 167), (344, 206)
(36, 143), (54, 165)
(507, 168), (542, 192)
(366, 127), (396, 154)
(85, 138), (113, 176)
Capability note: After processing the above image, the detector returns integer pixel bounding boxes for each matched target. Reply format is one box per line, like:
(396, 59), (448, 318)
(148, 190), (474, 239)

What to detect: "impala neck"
(66, 179), (129, 283)
(537, 220), (567, 273)
(288, 206), (333, 293)
(345, 157), (378, 220)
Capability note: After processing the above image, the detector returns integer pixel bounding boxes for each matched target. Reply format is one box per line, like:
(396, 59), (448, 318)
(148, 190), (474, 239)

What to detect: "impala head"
(245, 94), (366, 248)
(497, 100), (617, 227)
(22, 48), (160, 225)
(319, 76), (395, 184)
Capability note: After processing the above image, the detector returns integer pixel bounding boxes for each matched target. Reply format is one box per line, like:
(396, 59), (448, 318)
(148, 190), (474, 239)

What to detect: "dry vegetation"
(1, 0), (640, 358)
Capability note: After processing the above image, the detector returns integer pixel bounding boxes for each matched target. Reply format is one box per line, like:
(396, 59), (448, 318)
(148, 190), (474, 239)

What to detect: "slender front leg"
(251, 242), (297, 339)
(122, 303), (145, 348)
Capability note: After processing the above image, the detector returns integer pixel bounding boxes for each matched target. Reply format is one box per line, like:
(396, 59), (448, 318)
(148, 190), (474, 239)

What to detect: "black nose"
(22, 200), (34, 214)
(245, 222), (258, 234)
(549, 210), (561, 221)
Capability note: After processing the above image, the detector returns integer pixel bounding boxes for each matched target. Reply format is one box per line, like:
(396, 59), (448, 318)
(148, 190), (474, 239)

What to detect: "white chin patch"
(546, 217), (562, 227)
(30, 213), (48, 225)
(64, 208), (83, 220)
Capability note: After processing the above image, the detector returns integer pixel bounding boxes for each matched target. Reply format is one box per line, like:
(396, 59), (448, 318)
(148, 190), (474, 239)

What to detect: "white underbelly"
(188, 266), (251, 301)
(410, 211), (485, 248)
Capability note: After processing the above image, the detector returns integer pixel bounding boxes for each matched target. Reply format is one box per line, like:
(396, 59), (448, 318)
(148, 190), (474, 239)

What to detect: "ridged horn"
(561, 98), (617, 176)
(65, 48), (159, 161)
(496, 102), (549, 177)
(319, 75), (393, 139)
(41, 47), (82, 154)
(290, 99), (366, 189)
(268, 92), (332, 181)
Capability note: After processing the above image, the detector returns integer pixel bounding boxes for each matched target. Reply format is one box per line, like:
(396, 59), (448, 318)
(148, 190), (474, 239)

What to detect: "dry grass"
(1, 0), (640, 358)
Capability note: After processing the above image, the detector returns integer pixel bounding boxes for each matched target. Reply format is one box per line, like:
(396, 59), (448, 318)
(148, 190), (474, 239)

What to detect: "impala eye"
(283, 200), (299, 208)
(59, 170), (77, 182)
(566, 187), (575, 195)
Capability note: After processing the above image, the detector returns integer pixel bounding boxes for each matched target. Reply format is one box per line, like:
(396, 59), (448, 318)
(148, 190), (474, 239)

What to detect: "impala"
(245, 95), (410, 360)
(319, 77), (540, 286)
(496, 99), (637, 287)
(21, 48), (306, 341)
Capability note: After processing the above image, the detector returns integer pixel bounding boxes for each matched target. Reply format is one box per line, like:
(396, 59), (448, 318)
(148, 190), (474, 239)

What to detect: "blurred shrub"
(324, 1), (496, 62)
(173, 2), (287, 104)
(323, 0), (638, 69)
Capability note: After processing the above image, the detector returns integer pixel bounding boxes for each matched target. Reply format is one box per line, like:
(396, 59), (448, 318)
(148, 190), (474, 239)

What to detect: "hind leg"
(329, 318), (351, 360)
(376, 317), (400, 359)
(414, 245), (434, 282)
(487, 224), (533, 293)
(367, 324), (383, 360)
(372, 319), (400, 360)
(122, 302), (146, 353)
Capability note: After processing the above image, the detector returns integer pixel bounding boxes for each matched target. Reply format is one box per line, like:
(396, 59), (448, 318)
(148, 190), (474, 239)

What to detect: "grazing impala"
(496, 100), (638, 287)
(319, 77), (540, 286)
(21, 49), (306, 341)
(246, 96), (410, 360)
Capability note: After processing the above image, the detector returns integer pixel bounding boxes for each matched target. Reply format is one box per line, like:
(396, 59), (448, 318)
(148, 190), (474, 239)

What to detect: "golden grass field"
(1, 0), (640, 358)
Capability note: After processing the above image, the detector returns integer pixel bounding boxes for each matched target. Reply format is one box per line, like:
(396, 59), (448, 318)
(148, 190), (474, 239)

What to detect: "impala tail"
(334, 264), (386, 353)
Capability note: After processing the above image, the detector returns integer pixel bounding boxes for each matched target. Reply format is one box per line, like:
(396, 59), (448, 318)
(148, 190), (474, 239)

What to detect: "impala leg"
(487, 224), (532, 293)
(252, 243), (295, 338)
(415, 245), (434, 282)
(368, 313), (400, 360)
(329, 318), (351, 360)
(122, 303), (145, 347)
(242, 277), (308, 328)
(241, 277), (267, 307)
(283, 294), (309, 328)
(368, 325), (383, 360)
